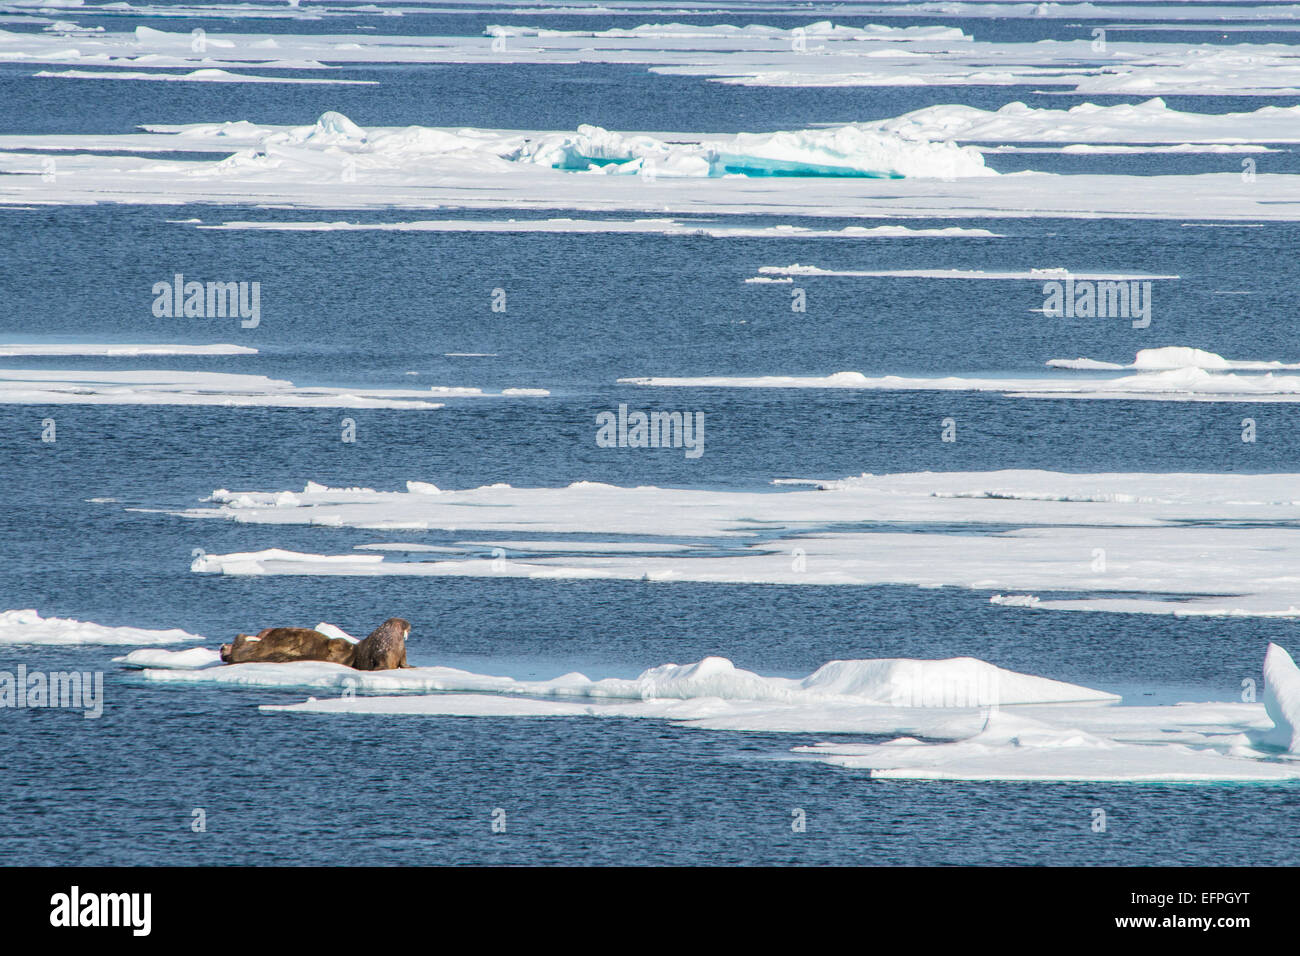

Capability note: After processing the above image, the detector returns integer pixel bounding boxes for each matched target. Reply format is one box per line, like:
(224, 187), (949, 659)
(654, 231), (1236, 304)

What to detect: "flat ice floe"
(8, 20), (1300, 98)
(0, 342), (256, 356)
(622, 348), (1300, 402)
(196, 219), (1002, 239)
(0, 368), (449, 408)
(868, 98), (1300, 144)
(0, 368), (547, 407)
(35, 68), (376, 84)
(0, 608), (203, 645)
(13, 20), (1292, 96)
(752, 264), (1178, 280)
(140, 652), (1118, 705)
(176, 470), (1300, 617)
(122, 642), (1300, 781)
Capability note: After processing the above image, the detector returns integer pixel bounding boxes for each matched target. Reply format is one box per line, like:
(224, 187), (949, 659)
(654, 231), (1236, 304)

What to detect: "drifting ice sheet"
(126, 642), (1298, 782)
(176, 470), (1300, 616)
(0, 608), (203, 645)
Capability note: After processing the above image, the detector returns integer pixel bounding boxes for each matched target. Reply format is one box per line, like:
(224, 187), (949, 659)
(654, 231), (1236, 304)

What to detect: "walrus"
(220, 627), (356, 665)
(349, 617), (412, 671)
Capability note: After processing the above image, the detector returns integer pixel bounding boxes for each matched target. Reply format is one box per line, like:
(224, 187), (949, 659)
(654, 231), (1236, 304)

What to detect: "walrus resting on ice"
(220, 627), (356, 665)
(219, 618), (413, 670)
(350, 618), (412, 671)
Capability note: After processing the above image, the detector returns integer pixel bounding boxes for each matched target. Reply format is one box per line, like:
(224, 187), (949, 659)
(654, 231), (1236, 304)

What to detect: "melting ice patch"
(0, 609), (203, 646)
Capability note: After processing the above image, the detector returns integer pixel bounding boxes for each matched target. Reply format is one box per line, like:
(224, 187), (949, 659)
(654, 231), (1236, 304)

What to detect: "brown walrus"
(220, 627), (356, 665)
(349, 618), (413, 671)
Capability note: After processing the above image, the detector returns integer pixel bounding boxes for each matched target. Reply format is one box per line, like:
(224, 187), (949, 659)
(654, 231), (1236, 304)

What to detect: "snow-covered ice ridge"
(119, 640), (1300, 782)
(177, 469), (1300, 617)
(39, 110), (1002, 179)
(623, 347), (1300, 402)
(5, 109), (1296, 220)
(8, 22), (1300, 96)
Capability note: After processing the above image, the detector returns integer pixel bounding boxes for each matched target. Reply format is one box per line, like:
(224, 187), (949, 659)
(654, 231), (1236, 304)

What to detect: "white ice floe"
(115, 646), (222, 669)
(177, 470), (1300, 616)
(0, 368), (448, 408)
(145, 650), (1114, 705)
(791, 709), (1299, 782)
(622, 348), (1300, 402)
(622, 368), (1300, 400)
(0, 368), (545, 407)
(5, 21), (1300, 97)
(1047, 346), (1300, 371)
(0, 608), (203, 645)
(868, 98), (1300, 144)
(990, 593), (1041, 608)
(146, 641), (1300, 782)
(753, 264), (1178, 280)
(3, 109), (1296, 220)
(0, 342), (256, 356)
(196, 219), (1002, 239)
(35, 67), (375, 84)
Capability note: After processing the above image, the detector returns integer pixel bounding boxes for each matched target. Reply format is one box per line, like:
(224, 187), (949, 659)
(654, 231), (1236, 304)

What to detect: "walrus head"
(383, 618), (411, 639)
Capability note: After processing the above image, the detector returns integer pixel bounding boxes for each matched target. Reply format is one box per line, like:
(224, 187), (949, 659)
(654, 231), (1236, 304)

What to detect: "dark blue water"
(3, 2), (1299, 866)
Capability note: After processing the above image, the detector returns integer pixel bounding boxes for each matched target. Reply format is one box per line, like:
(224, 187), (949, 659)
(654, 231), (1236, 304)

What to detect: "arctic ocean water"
(2, 5), (1299, 865)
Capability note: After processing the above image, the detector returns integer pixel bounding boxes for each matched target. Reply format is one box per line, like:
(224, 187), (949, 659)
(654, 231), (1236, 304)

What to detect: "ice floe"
(174, 470), (1300, 616)
(2, 109), (1294, 220)
(1047, 346), (1300, 371)
(0, 368), (449, 408)
(0, 367), (549, 407)
(0, 342), (256, 356)
(122, 640), (1300, 782)
(0, 608), (203, 645)
(752, 264), (1178, 280)
(35, 67), (375, 83)
(196, 219), (1002, 239)
(115, 646), (223, 669)
(869, 98), (1300, 144)
(623, 347), (1300, 401)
